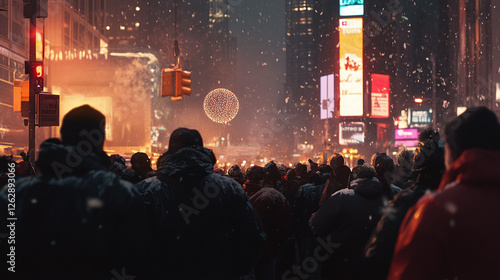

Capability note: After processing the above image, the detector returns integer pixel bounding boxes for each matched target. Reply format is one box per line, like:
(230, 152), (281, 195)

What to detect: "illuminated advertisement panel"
(395, 140), (419, 148)
(320, 74), (335, 119)
(371, 74), (390, 118)
(339, 18), (363, 116)
(340, 0), (364, 16)
(339, 122), (365, 145)
(395, 128), (418, 140)
(408, 108), (433, 127)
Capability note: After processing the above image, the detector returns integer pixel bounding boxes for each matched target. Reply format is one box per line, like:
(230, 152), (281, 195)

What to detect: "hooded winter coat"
(293, 173), (330, 264)
(363, 172), (442, 280)
(136, 146), (266, 280)
(250, 187), (291, 260)
(0, 143), (153, 280)
(310, 177), (387, 280)
(388, 149), (500, 280)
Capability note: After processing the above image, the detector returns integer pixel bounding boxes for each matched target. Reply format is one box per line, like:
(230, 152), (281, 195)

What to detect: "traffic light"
(161, 68), (192, 101)
(30, 61), (44, 92)
(161, 68), (176, 97)
(176, 69), (191, 97)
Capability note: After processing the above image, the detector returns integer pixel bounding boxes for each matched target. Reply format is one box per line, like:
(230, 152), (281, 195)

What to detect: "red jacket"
(388, 149), (500, 280)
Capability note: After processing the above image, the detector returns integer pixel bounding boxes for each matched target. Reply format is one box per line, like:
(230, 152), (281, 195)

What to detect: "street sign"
(37, 93), (59, 127)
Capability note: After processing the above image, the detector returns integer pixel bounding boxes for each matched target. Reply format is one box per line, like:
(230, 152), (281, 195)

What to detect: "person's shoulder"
(84, 169), (139, 197)
(135, 175), (163, 194)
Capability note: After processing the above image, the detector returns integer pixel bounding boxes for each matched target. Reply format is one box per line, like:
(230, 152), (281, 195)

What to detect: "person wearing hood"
(228, 164), (245, 186)
(319, 153), (350, 206)
(309, 164), (387, 280)
(293, 164), (332, 278)
(363, 136), (445, 280)
(371, 152), (402, 198)
(388, 107), (500, 280)
(136, 127), (265, 280)
(0, 105), (153, 280)
(243, 165), (291, 280)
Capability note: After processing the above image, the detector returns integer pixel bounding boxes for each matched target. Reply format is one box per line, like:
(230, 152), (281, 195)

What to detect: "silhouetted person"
(310, 164), (387, 280)
(0, 105), (152, 280)
(364, 138), (445, 280)
(130, 152), (152, 183)
(388, 107), (500, 280)
(136, 127), (265, 280)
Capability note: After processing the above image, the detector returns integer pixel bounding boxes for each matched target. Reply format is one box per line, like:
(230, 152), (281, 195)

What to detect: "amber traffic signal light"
(161, 68), (192, 101)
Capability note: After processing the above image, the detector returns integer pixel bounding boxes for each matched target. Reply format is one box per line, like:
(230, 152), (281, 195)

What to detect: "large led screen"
(339, 122), (365, 145)
(320, 74), (335, 119)
(340, 0), (364, 16)
(371, 74), (390, 118)
(339, 18), (363, 116)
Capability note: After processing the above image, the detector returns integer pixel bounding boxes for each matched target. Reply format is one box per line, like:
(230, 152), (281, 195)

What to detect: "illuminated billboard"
(339, 122), (365, 145)
(408, 108), (433, 127)
(339, 18), (363, 116)
(395, 140), (419, 148)
(320, 74), (335, 119)
(371, 74), (390, 118)
(395, 128), (418, 140)
(340, 0), (364, 16)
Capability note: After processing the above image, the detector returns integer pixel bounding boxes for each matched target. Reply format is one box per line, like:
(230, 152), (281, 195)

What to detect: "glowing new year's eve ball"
(203, 88), (239, 124)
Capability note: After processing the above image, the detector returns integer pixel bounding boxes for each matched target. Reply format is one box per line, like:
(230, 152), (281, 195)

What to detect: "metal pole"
(29, 16), (36, 163)
(431, 53), (437, 129)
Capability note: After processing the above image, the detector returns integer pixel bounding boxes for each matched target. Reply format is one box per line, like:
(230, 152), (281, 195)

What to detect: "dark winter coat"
(293, 173), (329, 261)
(363, 173), (442, 280)
(388, 149), (500, 280)
(0, 143), (153, 280)
(250, 187), (291, 260)
(136, 146), (266, 280)
(310, 177), (387, 280)
(319, 173), (344, 206)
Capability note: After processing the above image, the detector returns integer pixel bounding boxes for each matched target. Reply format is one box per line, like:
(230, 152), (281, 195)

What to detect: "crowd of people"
(1, 104), (500, 280)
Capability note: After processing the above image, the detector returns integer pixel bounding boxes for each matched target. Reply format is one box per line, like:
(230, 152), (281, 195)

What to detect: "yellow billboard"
(339, 18), (363, 116)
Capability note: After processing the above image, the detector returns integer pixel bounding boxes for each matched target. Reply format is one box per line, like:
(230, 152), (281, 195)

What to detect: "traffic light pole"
(28, 16), (36, 162)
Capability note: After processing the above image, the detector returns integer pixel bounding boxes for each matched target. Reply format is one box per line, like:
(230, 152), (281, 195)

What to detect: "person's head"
(397, 149), (414, 173)
(371, 152), (394, 176)
(228, 164), (244, 183)
(35, 138), (63, 176)
(444, 107), (500, 169)
(110, 154), (126, 166)
(350, 164), (377, 182)
(334, 165), (352, 188)
(166, 128), (204, 155)
(246, 165), (263, 183)
(419, 127), (440, 142)
(130, 152), (152, 175)
(413, 139), (445, 175)
(263, 161), (280, 184)
(294, 162), (307, 177)
(60, 105), (106, 152)
(357, 159), (365, 166)
(329, 153), (344, 171)
(318, 164), (333, 174)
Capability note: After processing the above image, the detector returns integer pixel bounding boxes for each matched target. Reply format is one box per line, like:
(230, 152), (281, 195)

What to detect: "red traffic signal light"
(35, 65), (43, 77)
(30, 61), (44, 92)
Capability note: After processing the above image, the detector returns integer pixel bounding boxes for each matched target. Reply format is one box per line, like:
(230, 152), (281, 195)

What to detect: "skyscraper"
(285, 0), (319, 149)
